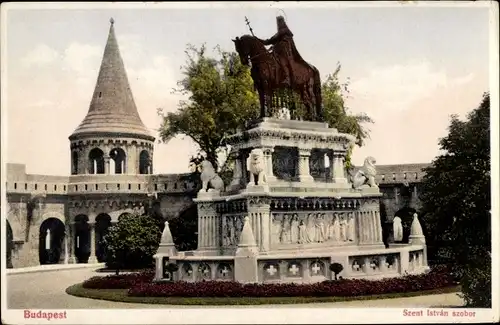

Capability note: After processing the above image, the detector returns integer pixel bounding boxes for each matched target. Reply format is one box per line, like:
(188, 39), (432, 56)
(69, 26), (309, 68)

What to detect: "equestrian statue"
(232, 15), (323, 122)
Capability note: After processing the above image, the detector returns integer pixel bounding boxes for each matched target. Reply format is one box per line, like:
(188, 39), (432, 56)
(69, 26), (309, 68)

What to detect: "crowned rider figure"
(260, 15), (307, 87)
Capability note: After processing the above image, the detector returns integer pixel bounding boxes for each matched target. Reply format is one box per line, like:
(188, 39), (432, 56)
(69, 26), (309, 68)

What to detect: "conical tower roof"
(69, 18), (154, 141)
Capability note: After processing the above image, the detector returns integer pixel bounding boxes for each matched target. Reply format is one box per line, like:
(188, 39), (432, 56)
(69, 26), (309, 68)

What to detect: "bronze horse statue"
(232, 34), (323, 121)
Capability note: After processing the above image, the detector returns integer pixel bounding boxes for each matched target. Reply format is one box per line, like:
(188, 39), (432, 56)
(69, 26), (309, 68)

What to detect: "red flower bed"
(127, 267), (456, 298)
(82, 270), (155, 289)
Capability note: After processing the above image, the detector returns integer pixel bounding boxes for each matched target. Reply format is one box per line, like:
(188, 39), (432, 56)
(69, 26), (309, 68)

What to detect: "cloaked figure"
(260, 15), (307, 87)
(393, 216), (404, 242)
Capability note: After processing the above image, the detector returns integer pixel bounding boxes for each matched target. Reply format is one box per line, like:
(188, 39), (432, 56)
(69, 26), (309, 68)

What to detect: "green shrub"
(104, 214), (162, 272)
(458, 254), (492, 308)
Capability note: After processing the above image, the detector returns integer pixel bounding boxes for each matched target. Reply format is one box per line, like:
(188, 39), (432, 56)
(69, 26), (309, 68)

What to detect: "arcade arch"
(6, 221), (14, 268)
(74, 214), (90, 263)
(394, 207), (417, 243)
(39, 218), (65, 265)
(95, 213), (112, 262)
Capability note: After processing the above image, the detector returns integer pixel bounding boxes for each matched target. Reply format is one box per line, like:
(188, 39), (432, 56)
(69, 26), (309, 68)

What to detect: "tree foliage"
(158, 44), (259, 169)
(419, 93), (490, 307)
(104, 214), (162, 273)
(159, 45), (372, 170)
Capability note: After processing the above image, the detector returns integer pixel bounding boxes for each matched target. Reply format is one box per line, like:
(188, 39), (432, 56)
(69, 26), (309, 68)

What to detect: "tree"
(158, 44), (259, 170)
(329, 262), (344, 280)
(419, 93), (490, 307)
(104, 214), (162, 274)
(158, 46), (373, 171)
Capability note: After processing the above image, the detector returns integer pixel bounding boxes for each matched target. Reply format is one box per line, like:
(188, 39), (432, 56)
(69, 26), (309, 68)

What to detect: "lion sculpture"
(351, 156), (378, 189)
(247, 148), (267, 186)
(199, 160), (224, 192)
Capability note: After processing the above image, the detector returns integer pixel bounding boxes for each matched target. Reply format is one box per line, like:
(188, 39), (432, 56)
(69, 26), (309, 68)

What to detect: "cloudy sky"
(2, 2), (493, 176)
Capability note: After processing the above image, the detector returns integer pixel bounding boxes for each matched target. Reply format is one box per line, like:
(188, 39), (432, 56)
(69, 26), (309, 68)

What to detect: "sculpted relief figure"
(298, 219), (311, 244)
(314, 213), (326, 243)
(351, 156), (378, 189)
(199, 160), (225, 193)
(247, 148), (267, 186)
(290, 213), (299, 243)
(347, 212), (356, 241)
(339, 213), (347, 242)
(279, 213), (291, 243)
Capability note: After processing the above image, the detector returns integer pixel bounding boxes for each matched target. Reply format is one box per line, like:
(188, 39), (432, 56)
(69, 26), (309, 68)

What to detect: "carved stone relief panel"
(271, 211), (356, 246)
(221, 213), (245, 247)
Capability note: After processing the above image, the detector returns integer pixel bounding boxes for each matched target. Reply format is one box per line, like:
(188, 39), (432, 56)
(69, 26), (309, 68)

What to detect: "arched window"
(139, 150), (151, 174)
(88, 148), (105, 174)
(109, 148), (126, 174)
(71, 151), (79, 175)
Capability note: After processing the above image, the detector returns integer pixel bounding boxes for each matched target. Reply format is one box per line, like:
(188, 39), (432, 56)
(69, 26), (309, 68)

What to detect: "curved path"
(7, 267), (464, 309)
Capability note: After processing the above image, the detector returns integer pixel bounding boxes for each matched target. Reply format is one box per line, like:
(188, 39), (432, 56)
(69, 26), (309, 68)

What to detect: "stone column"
(68, 223), (77, 263)
(104, 156), (110, 174)
(88, 223), (97, 263)
(297, 148), (314, 182)
(262, 147), (276, 182)
(197, 203), (218, 251)
(330, 151), (347, 183)
(247, 197), (271, 252)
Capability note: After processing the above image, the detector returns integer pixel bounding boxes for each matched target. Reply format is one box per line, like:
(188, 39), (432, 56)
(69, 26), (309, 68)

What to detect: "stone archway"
(39, 218), (65, 265)
(6, 221), (14, 268)
(74, 214), (90, 263)
(95, 213), (112, 262)
(394, 207), (417, 243)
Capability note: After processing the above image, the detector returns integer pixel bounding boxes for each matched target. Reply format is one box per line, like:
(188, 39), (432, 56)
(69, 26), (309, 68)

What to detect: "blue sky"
(2, 2), (493, 175)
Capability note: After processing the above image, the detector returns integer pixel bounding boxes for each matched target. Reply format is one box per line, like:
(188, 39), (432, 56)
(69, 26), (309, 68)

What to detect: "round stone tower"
(66, 19), (156, 264)
(69, 18), (155, 175)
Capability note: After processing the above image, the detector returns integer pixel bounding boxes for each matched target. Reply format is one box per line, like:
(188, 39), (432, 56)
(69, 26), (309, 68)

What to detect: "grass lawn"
(66, 283), (461, 306)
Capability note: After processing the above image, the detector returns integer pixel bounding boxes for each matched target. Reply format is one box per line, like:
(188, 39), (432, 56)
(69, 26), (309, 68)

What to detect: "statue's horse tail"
(311, 66), (323, 120)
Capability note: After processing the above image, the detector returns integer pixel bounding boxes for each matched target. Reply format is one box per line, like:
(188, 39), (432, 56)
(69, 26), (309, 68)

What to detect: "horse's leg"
(258, 87), (266, 118)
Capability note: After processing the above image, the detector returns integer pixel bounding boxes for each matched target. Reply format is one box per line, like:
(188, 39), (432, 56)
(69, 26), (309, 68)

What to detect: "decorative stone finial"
(409, 213), (425, 244)
(110, 17), (115, 25)
(236, 216), (258, 255)
(160, 221), (174, 245)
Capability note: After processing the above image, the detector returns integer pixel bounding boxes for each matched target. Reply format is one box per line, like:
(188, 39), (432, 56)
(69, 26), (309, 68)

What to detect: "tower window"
(154, 184), (158, 191)
(98, 92), (102, 98)
(35, 184), (38, 190)
(44, 184), (47, 191)
(95, 184), (99, 190)
(63, 185), (66, 191)
(85, 184), (88, 191)
(138, 184), (141, 190)
(54, 185), (57, 191)
(25, 183), (28, 190)
(128, 184), (131, 190)
(14, 183), (17, 190)
(117, 183), (121, 190)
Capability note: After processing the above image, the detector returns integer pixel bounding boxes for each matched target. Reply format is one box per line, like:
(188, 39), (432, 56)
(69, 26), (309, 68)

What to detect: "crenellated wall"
(5, 162), (429, 269)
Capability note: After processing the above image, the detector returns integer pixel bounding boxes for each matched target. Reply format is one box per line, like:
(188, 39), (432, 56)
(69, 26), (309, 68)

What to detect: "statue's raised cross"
(311, 263), (321, 275)
(266, 265), (278, 276)
(370, 261), (377, 270)
(289, 264), (300, 276)
(244, 16), (255, 37)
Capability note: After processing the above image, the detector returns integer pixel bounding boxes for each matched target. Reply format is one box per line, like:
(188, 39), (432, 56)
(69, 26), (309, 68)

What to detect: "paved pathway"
(7, 267), (464, 309)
